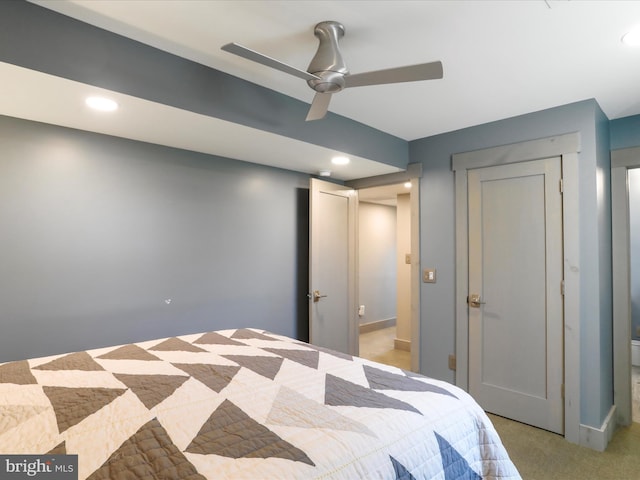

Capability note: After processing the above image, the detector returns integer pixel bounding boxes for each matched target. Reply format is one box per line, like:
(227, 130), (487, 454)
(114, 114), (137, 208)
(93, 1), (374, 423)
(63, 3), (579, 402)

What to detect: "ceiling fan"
(221, 21), (443, 121)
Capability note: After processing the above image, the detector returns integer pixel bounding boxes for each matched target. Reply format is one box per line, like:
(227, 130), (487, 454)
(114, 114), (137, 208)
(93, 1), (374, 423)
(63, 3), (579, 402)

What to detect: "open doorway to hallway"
(613, 150), (640, 428)
(629, 167), (640, 423)
(360, 327), (410, 369)
(357, 182), (412, 370)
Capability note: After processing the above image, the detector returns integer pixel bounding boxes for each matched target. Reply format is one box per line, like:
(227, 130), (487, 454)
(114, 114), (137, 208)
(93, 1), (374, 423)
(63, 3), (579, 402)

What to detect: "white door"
(468, 157), (564, 434)
(309, 178), (358, 355)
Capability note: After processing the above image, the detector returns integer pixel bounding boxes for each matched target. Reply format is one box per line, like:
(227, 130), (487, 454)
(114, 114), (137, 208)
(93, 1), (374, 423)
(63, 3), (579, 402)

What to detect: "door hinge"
(561, 280), (565, 296)
(559, 178), (564, 193)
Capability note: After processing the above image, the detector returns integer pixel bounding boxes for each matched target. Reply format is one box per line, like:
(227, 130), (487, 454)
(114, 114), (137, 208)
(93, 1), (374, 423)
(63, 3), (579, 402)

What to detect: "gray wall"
(357, 202), (397, 326)
(610, 115), (640, 151)
(0, 115), (310, 362)
(594, 106), (613, 425)
(410, 99), (614, 429)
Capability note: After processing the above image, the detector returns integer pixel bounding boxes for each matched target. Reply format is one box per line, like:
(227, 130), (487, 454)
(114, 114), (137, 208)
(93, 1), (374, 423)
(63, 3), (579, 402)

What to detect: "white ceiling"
(359, 182), (413, 206)
(9, 0), (640, 181)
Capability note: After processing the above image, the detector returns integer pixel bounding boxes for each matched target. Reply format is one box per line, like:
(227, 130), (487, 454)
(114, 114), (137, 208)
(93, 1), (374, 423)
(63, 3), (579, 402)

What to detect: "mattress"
(0, 328), (521, 479)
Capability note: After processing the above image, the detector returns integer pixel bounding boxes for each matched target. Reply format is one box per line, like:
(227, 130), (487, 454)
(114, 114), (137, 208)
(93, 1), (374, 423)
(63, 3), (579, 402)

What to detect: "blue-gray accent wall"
(610, 115), (640, 151)
(0, 115), (310, 362)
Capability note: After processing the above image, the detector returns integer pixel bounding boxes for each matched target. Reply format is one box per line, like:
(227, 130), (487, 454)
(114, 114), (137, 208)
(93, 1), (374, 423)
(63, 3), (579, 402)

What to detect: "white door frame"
(347, 163), (422, 372)
(453, 132), (581, 444)
(611, 146), (640, 427)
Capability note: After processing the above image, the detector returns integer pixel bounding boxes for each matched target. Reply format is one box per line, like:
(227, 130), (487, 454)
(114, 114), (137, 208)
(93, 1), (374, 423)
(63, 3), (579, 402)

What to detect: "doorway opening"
(357, 182), (413, 370)
(612, 147), (640, 429)
(627, 167), (640, 423)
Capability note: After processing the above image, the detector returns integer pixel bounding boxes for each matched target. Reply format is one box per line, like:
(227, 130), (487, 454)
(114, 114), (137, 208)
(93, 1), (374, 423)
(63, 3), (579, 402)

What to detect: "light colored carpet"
(359, 326), (410, 370)
(361, 327), (640, 478)
(490, 414), (640, 480)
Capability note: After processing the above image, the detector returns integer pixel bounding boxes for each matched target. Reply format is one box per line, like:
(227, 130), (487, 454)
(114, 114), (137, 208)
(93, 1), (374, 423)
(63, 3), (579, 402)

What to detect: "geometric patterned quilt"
(0, 329), (521, 479)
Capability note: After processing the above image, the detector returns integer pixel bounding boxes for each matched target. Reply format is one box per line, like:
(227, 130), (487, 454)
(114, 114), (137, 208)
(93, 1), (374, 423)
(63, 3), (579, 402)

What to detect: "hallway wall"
(357, 202), (396, 327)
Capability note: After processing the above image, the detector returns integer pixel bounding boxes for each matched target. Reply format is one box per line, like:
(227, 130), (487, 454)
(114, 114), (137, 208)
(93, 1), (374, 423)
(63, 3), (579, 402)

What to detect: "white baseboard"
(394, 338), (411, 352)
(359, 318), (396, 334)
(632, 340), (640, 367)
(579, 405), (617, 452)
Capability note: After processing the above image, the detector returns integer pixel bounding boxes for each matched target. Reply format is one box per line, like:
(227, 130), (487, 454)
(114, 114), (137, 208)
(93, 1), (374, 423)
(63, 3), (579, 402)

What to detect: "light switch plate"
(423, 268), (436, 283)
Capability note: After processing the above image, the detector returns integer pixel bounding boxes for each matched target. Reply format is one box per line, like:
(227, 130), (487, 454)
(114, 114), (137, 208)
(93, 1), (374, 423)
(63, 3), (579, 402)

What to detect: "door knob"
(312, 290), (328, 303)
(468, 294), (486, 308)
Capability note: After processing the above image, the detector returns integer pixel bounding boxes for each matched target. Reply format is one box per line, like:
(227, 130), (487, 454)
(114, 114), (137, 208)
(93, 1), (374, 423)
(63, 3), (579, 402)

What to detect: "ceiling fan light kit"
(221, 21), (443, 121)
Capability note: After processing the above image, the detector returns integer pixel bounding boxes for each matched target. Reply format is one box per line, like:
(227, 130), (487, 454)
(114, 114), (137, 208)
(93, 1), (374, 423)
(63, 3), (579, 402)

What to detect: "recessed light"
(622, 27), (640, 47)
(319, 170), (332, 177)
(85, 96), (118, 112)
(331, 156), (350, 165)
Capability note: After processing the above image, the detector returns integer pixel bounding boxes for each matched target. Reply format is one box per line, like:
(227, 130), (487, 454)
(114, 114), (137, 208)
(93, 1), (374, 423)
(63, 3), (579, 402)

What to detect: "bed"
(0, 328), (521, 479)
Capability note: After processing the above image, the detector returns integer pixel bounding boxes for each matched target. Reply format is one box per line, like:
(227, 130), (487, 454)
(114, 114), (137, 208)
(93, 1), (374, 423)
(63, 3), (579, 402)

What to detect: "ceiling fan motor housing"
(307, 21), (349, 93)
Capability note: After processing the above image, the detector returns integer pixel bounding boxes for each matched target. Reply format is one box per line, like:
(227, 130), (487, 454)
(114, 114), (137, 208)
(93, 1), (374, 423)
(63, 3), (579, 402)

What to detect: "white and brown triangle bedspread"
(0, 328), (521, 479)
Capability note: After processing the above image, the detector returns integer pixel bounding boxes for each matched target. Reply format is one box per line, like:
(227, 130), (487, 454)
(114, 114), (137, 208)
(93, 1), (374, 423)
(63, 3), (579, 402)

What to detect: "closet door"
(468, 157), (564, 434)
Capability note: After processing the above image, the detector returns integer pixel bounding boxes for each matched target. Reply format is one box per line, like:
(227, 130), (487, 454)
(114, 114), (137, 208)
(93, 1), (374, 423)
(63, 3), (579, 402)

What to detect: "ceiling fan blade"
(344, 61), (443, 88)
(306, 93), (332, 121)
(221, 42), (320, 82)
